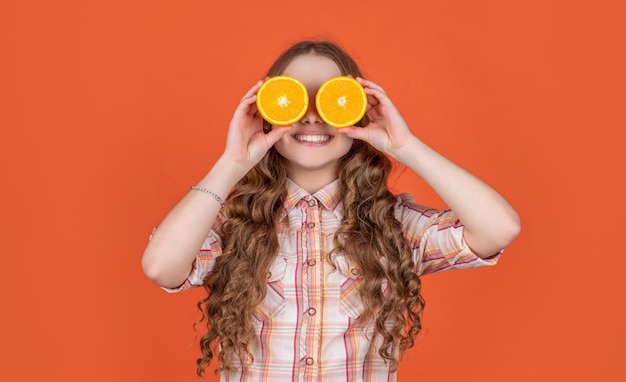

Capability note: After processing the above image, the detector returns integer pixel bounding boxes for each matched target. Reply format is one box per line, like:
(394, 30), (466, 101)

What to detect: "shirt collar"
(279, 178), (344, 220)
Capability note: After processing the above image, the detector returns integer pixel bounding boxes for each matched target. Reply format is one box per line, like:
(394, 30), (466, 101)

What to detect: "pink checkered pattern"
(164, 179), (500, 381)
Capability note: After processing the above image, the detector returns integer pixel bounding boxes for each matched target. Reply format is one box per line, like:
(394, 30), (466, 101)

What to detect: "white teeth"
(295, 135), (331, 143)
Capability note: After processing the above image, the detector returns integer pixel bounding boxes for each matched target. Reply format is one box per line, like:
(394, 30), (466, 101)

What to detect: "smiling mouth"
(294, 134), (332, 143)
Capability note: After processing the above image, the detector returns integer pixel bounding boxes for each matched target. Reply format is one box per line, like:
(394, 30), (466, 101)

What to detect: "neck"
(287, 166), (339, 194)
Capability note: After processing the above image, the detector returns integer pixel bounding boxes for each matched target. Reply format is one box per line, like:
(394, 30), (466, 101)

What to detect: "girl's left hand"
(337, 78), (416, 159)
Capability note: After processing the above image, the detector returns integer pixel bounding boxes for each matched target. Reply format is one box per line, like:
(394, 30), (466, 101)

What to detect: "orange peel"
(315, 76), (367, 128)
(256, 76), (309, 126)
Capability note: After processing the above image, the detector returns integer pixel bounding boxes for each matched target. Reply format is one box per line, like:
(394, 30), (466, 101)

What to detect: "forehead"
(282, 54), (342, 90)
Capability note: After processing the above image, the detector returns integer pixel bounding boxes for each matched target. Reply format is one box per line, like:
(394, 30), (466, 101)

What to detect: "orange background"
(2, 0), (624, 381)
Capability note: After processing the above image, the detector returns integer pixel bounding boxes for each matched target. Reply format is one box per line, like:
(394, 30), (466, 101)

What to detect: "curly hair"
(195, 40), (425, 376)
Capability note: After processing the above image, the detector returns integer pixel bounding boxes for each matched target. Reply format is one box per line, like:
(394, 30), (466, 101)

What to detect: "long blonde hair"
(196, 40), (424, 376)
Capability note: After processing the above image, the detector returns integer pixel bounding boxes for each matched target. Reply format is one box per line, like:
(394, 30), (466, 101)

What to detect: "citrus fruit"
(256, 76), (309, 126)
(315, 76), (367, 128)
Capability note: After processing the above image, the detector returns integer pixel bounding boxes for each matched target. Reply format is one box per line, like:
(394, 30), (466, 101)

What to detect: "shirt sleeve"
(395, 193), (502, 276)
(149, 212), (225, 293)
(160, 230), (223, 293)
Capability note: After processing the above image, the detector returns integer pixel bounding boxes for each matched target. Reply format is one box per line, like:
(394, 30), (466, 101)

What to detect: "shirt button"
(305, 357), (314, 366)
(265, 271), (272, 279)
(307, 259), (316, 266)
(351, 268), (361, 276)
(308, 307), (316, 316)
(307, 222), (315, 229)
(308, 200), (316, 207)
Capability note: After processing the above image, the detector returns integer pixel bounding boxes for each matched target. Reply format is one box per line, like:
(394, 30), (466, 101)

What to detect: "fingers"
(357, 77), (391, 107)
(364, 88), (391, 109)
(264, 125), (292, 147)
(336, 126), (369, 141)
(234, 80), (263, 117)
(366, 105), (382, 122)
(242, 80), (264, 101)
(357, 77), (386, 93)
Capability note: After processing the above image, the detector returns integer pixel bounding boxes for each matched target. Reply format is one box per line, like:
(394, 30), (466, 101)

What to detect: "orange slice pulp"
(256, 76), (309, 126)
(315, 76), (367, 128)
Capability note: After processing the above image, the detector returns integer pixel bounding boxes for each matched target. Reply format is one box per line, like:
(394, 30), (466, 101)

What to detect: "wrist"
(216, 156), (252, 181)
(197, 157), (249, 195)
(387, 136), (424, 163)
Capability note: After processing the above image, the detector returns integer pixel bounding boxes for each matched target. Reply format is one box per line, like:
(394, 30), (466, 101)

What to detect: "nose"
(299, 103), (323, 125)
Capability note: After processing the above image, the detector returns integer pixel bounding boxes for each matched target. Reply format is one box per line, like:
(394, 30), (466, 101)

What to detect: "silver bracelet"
(191, 186), (225, 208)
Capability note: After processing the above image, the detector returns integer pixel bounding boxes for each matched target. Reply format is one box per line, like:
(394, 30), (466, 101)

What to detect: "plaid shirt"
(164, 179), (500, 381)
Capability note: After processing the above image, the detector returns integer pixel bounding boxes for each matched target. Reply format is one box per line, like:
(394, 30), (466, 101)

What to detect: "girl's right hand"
(222, 80), (293, 172)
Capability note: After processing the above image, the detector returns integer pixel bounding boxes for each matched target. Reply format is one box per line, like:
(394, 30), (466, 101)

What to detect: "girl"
(142, 40), (520, 381)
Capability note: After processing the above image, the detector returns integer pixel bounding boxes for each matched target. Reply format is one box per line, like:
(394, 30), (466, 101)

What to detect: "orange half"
(315, 76), (367, 128)
(256, 76), (309, 126)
